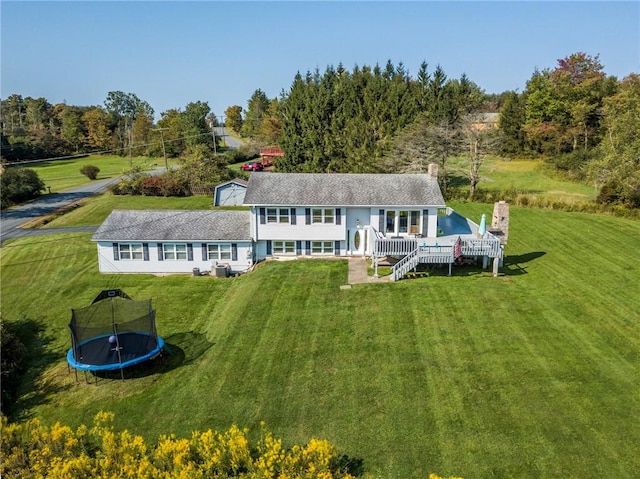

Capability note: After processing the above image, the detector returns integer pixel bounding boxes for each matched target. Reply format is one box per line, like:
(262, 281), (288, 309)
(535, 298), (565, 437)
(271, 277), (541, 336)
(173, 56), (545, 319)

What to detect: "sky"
(2, 1), (639, 120)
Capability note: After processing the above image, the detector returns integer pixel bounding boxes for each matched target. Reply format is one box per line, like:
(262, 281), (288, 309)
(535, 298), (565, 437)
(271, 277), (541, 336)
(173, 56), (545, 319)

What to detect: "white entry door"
(346, 208), (370, 255)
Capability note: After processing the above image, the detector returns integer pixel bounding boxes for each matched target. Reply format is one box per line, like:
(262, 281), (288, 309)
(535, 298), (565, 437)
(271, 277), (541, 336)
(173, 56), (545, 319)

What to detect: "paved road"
(0, 170), (167, 245)
(214, 127), (244, 150)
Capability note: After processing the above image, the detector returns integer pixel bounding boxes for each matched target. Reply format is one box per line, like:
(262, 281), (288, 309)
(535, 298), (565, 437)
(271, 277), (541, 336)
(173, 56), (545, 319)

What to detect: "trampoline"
(67, 290), (165, 374)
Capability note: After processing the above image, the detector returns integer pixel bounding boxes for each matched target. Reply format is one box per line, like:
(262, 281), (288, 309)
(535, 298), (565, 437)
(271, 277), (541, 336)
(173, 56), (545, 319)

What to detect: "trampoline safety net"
(69, 295), (159, 368)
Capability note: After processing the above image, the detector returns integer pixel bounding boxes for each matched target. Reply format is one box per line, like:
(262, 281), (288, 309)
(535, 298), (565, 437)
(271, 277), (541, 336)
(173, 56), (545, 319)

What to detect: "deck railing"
(375, 237), (501, 259)
(373, 237), (417, 256)
(462, 238), (502, 258)
(378, 236), (503, 281)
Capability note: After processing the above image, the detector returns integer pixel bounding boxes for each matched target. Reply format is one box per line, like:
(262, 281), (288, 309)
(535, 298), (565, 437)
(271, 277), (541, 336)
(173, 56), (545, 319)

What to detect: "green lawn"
(2, 203), (638, 478)
(40, 193), (217, 228)
(27, 155), (171, 192)
(448, 157), (596, 203)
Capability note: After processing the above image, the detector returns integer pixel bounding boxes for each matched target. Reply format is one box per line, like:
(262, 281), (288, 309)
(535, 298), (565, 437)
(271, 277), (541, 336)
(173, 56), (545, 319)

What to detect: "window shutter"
(266, 240), (272, 255)
(187, 243), (193, 261)
(305, 241), (311, 255)
(305, 208), (311, 225)
(336, 208), (341, 225)
(157, 243), (164, 261)
(290, 208), (296, 225)
(143, 243), (149, 261)
(113, 243), (119, 261)
(296, 241), (302, 255)
(260, 208), (266, 224)
(378, 209), (385, 233)
(202, 244), (208, 261)
(334, 241), (340, 256)
(422, 209), (429, 237)
(232, 244), (238, 261)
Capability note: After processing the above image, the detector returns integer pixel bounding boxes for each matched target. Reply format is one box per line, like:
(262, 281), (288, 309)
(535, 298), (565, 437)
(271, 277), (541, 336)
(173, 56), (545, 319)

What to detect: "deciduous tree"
(224, 105), (243, 132)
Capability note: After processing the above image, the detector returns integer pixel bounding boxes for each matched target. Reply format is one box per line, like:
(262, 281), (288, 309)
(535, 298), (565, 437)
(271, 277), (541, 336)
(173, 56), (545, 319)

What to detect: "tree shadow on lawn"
(89, 331), (214, 382)
(502, 251), (546, 275)
(8, 318), (72, 421)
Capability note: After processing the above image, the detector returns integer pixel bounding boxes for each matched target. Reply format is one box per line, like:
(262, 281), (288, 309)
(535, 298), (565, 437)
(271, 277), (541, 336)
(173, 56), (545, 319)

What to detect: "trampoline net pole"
(111, 299), (125, 379)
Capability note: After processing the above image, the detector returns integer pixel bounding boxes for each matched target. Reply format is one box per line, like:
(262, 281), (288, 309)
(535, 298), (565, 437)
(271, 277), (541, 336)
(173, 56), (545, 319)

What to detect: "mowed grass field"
(2, 198), (639, 478)
(448, 156), (597, 203)
(26, 155), (167, 192)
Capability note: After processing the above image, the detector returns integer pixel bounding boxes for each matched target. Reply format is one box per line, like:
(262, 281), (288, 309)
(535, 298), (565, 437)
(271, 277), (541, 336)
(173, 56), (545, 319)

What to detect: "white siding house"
(92, 210), (252, 275)
(242, 172), (446, 260)
(91, 169), (502, 279)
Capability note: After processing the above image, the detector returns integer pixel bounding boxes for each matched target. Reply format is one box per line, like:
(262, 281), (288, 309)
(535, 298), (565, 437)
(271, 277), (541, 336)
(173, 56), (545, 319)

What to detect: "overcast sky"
(2, 1), (638, 119)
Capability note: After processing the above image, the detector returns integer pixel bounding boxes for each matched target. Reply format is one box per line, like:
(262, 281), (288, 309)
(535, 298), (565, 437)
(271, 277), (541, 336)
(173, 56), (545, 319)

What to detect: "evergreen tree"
(499, 91), (526, 155)
(241, 89), (270, 138)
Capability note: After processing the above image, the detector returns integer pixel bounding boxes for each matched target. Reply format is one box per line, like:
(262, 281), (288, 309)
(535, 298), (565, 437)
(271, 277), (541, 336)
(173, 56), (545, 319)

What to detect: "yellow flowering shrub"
(0, 413), (462, 479)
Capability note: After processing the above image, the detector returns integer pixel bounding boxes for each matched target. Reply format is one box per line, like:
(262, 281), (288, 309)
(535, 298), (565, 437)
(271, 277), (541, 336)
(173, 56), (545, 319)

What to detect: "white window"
(409, 211), (420, 234)
(386, 210), (396, 233)
(119, 243), (143, 260)
(208, 244), (231, 261)
(385, 210), (421, 235)
(273, 241), (295, 254)
(267, 208), (290, 224)
(312, 208), (334, 224)
(399, 210), (409, 233)
(311, 241), (334, 254)
(164, 243), (187, 260)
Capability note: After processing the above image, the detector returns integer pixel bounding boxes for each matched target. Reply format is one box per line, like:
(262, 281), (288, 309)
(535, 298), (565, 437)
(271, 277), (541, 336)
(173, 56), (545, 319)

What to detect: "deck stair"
(382, 238), (502, 281)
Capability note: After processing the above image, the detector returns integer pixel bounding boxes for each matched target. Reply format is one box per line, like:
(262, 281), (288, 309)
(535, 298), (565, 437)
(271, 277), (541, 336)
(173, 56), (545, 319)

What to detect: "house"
(243, 169), (445, 260)
(213, 179), (248, 206)
(92, 210), (252, 275)
(93, 166), (505, 279)
(469, 112), (500, 131)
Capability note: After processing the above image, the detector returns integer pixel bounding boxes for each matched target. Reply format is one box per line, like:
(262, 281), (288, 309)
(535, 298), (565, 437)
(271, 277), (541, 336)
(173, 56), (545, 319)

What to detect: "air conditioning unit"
(214, 263), (231, 278)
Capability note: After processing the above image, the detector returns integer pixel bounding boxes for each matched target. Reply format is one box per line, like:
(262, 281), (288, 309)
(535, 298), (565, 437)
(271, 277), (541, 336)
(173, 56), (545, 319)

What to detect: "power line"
(3, 131), (214, 166)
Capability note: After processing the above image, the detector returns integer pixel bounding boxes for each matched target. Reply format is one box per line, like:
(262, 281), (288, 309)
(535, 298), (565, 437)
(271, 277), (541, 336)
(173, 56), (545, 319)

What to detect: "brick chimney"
(427, 163), (438, 179)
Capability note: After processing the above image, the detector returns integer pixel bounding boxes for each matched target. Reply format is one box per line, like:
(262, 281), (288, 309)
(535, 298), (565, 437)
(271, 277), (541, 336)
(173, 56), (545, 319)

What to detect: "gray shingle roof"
(243, 173), (445, 207)
(92, 210), (250, 242)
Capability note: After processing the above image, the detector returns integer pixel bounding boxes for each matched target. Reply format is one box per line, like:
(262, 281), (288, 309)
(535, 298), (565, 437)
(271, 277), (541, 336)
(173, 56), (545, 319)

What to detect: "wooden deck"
(373, 236), (503, 281)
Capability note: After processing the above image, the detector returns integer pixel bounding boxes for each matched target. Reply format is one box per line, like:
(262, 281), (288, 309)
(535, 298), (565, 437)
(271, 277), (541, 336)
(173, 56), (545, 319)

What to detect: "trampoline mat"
(73, 332), (159, 367)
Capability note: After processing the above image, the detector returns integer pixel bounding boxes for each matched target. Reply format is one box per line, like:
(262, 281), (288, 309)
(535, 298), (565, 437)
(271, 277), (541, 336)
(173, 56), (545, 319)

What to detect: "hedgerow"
(0, 413), (461, 479)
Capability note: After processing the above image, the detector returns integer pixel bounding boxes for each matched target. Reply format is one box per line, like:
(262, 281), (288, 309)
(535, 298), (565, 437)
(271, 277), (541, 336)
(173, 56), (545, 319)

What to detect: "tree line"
(0, 92), (220, 162)
(2, 52), (638, 207)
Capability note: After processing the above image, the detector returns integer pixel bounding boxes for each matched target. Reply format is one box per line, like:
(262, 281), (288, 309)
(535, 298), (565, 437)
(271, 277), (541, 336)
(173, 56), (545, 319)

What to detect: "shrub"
(140, 175), (189, 197)
(0, 413), (374, 479)
(0, 320), (27, 415)
(79, 165), (100, 180)
(0, 167), (45, 209)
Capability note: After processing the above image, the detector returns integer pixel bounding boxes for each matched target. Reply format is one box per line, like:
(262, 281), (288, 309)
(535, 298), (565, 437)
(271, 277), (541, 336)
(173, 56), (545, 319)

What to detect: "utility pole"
(219, 115), (226, 147)
(209, 120), (217, 155)
(128, 122), (133, 166)
(153, 128), (169, 170)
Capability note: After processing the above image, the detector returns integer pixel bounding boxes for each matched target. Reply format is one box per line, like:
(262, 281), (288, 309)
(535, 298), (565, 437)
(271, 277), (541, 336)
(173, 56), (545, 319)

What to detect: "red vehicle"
(240, 162), (264, 172)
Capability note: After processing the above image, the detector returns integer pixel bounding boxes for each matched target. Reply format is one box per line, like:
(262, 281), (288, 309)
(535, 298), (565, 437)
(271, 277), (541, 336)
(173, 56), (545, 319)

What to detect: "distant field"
(2, 202), (638, 478)
(25, 155), (170, 192)
(22, 153), (597, 205)
(449, 156), (596, 203)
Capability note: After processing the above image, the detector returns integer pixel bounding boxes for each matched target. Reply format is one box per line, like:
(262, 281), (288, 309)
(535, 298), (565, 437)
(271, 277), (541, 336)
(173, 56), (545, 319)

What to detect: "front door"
(346, 208), (370, 255)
